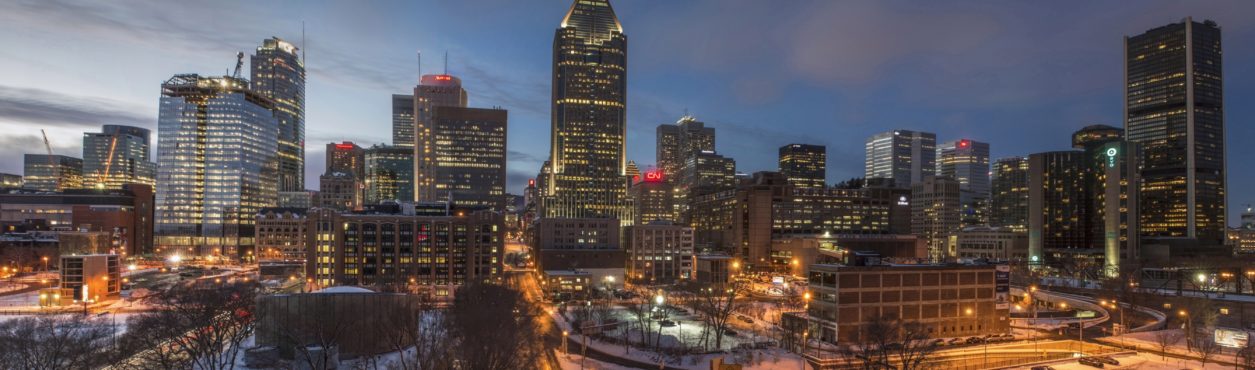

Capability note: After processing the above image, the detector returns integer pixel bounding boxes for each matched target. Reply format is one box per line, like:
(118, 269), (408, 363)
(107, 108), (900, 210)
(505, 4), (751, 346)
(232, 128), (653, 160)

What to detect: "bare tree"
(446, 282), (541, 370)
(624, 298), (657, 349)
(893, 321), (939, 370)
(1191, 336), (1222, 369)
(117, 281), (258, 370)
(686, 280), (750, 351)
(381, 297), (451, 370)
(1152, 330), (1182, 361)
(842, 315), (895, 370)
(0, 315), (116, 370)
(281, 302), (359, 370)
(1237, 341), (1255, 369)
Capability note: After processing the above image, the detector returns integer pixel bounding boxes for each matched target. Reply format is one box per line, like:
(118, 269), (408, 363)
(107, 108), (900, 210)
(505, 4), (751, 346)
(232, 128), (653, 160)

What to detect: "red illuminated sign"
(435, 75), (452, 81)
(959, 140), (970, 148)
(528, 179), (536, 187)
(334, 143), (354, 150)
(643, 171), (663, 183)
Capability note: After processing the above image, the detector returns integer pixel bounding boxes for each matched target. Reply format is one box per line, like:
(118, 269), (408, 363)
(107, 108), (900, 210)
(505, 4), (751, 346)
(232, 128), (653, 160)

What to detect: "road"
(506, 269), (690, 370)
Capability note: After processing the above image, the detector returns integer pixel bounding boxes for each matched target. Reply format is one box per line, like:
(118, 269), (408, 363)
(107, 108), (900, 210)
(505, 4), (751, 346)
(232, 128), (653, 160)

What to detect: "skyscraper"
(542, 0), (630, 221)
(364, 145), (414, 204)
(656, 115), (715, 181)
(937, 139), (990, 226)
(911, 176), (960, 260)
(1125, 18), (1225, 246)
(419, 106), (507, 210)
(1072, 125), (1141, 275)
(23, 154), (83, 192)
(155, 74), (278, 254)
(865, 130), (936, 188)
(391, 94), (416, 148)
(1026, 151), (1087, 267)
(990, 157), (1028, 231)
(779, 144), (826, 189)
(413, 74), (470, 202)
(325, 141), (365, 180)
(251, 37), (305, 192)
(630, 168), (674, 224)
(82, 125), (155, 189)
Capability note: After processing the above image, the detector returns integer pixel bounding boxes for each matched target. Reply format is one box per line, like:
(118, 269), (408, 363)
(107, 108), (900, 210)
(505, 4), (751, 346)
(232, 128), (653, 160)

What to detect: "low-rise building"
(531, 218), (624, 289)
(0, 184), (154, 256)
(256, 208), (309, 262)
(625, 221), (694, 283)
(306, 207), (502, 299)
(60, 254), (121, 303)
(770, 234), (927, 276)
(694, 254), (734, 285)
(788, 262), (1010, 344)
(950, 226), (1028, 261)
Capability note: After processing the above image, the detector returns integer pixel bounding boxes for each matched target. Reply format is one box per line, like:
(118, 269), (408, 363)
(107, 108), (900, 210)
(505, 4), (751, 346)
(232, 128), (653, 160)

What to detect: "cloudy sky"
(1, 0), (1254, 223)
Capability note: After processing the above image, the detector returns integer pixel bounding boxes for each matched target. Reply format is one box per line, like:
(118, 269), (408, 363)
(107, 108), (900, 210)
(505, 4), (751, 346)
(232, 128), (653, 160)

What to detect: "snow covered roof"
(312, 286), (375, 294)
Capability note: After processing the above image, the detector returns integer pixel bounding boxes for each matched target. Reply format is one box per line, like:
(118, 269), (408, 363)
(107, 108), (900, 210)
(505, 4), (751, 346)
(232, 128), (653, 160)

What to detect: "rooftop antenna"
(417, 50), (423, 83)
(444, 51), (448, 75)
(301, 21), (306, 63)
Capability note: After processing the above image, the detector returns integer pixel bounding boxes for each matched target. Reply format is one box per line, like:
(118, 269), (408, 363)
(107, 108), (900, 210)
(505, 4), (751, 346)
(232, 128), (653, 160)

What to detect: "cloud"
(0, 84), (154, 129)
(458, 59), (548, 117)
(507, 169), (534, 194)
(508, 150), (543, 164)
(0, 134), (81, 175)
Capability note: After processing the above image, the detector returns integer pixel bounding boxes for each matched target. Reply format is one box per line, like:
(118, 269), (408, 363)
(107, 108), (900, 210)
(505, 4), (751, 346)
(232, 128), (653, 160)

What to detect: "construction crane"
(97, 135), (119, 189)
(40, 129), (59, 191)
(231, 51), (244, 79)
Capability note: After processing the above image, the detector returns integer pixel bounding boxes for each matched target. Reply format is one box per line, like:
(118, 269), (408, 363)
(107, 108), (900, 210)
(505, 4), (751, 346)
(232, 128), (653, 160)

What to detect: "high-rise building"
(911, 176), (961, 260)
(937, 139), (990, 227)
(630, 168), (673, 224)
(251, 37), (305, 192)
(155, 74), (278, 254)
(413, 74), (469, 200)
(656, 115), (716, 181)
(990, 157), (1029, 231)
(23, 154), (83, 192)
(82, 125), (155, 190)
(417, 106), (507, 210)
(1072, 125), (1140, 275)
(391, 94), (415, 148)
(364, 145), (414, 204)
(779, 144), (826, 189)
(541, 0), (630, 221)
(1125, 18), (1225, 246)
(0, 173), (21, 188)
(865, 130), (936, 188)
(325, 141), (365, 180)
(1026, 151), (1087, 267)
(625, 160), (641, 185)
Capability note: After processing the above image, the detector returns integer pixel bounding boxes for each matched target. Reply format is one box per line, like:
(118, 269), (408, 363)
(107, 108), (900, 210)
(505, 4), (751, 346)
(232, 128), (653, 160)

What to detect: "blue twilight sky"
(1, 1), (1254, 224)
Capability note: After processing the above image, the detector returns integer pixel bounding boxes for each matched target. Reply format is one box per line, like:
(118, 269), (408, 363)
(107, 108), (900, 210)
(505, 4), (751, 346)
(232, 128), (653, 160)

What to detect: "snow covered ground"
(1007, 352), (1233, 369)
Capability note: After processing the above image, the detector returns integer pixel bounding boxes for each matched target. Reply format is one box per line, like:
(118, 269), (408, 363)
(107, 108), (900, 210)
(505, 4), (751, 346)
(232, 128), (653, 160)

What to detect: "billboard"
(1215, 328), (1250, 349)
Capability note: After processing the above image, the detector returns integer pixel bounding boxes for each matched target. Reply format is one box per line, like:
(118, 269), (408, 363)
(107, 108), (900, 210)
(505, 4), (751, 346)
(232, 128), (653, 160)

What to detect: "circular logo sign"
(1105, 148), (1118, 157)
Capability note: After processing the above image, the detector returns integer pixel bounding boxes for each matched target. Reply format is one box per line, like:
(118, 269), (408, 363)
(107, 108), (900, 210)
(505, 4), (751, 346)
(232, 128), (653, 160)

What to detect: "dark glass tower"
(543, 0), (630, 221)
(1125, 18), (1224, 245)
(251, 37), (305, 192)
(779, 144), (827, 189)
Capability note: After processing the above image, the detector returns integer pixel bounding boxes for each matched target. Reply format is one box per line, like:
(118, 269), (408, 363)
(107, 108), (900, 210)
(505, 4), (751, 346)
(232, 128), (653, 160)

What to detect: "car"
(947, 338), (964, 345)
(1030, 366), (1055, 370)
(723, 330), (739, 337)
(1093, 356), (1120, 365)
(1078, 357), (1104, 368)
(932, 339), (946, 346)
(738, 315), (754, 324)
(659, 320), (676, 327)
(966, 337), (985, 344)
(883, 343), (903, 350)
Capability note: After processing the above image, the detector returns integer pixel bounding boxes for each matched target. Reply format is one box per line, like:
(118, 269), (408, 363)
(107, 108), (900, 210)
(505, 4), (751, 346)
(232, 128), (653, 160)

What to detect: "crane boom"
(232, 52), (244, 79)
(98, 135), (119, 188)
(40, 129), (59, 191)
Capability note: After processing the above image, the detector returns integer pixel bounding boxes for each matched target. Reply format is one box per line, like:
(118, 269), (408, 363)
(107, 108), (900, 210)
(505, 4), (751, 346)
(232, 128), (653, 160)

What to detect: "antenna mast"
(444, 51), (448, 75)
(417, 51), (422, 83)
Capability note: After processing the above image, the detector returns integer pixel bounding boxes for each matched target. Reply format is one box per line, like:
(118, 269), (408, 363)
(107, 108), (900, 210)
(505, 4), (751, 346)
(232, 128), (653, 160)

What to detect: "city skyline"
(3, 1), (1255, 223)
